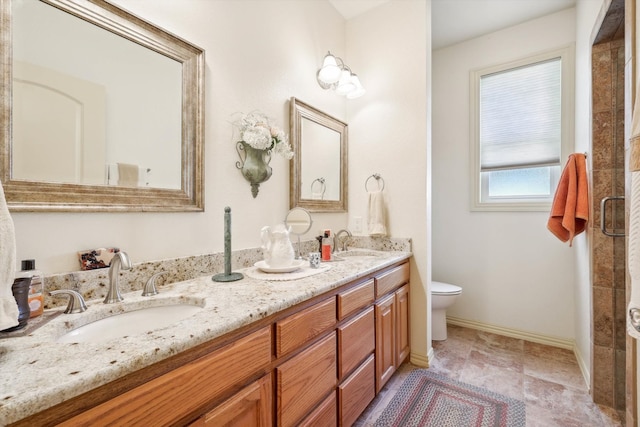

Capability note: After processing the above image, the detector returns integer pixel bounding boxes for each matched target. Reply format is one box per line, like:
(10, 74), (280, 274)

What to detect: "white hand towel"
(0, 180), (19, 330)
(117, 163), (139, 187)
(628, 171), (640, 340)
(367, 190), (387, 236)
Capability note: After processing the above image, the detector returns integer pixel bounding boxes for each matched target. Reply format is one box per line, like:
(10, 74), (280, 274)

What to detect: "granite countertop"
(0, 249), (411, 425)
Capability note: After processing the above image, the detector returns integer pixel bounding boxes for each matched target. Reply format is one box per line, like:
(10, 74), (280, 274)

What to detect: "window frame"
(469, 45), (574, 212)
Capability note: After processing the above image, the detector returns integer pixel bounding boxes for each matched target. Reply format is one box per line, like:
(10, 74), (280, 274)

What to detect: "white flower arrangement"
(236, 111), (293, 159)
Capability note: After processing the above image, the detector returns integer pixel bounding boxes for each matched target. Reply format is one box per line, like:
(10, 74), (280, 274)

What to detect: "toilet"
(431, 281), (462, 341)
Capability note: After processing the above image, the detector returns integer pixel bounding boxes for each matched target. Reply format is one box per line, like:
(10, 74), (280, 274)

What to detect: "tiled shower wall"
(591, 38), (626, 411)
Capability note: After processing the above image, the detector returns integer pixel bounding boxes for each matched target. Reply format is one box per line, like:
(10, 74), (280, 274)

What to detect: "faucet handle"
(50, 289), (88, 314)
(142, 271), (168, 297)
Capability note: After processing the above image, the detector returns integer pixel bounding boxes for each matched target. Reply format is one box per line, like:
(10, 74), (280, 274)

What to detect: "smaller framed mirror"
(289, 97), (347, 212)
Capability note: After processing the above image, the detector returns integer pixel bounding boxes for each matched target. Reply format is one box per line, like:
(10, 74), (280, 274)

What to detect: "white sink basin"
(57, 304), (203, 343)
(336, 250), (384, 261)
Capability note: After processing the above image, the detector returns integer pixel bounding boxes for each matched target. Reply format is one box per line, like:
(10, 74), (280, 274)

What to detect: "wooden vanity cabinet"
(23, 261), (410, 427)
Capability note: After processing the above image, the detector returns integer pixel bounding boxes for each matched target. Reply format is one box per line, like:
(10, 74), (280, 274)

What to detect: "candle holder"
(212, 206), (244, 282)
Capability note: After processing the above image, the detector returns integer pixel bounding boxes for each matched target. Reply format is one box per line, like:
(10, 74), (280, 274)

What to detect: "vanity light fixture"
(316, 51), (365, 99)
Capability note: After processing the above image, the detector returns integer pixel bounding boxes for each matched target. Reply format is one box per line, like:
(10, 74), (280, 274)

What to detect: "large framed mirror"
(0, 0), (204, 211)
(289, 97), (347, 212)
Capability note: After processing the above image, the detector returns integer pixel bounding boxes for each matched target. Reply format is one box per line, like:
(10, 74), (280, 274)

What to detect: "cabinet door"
(192, 374), (272, 426)
(276, 332), (337, 427)
(396, 284), (410, 365)
(375, 293), (396, 393)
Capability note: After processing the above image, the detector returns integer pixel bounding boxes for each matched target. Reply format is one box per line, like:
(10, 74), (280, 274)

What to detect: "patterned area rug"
(374, 370), (526, 427)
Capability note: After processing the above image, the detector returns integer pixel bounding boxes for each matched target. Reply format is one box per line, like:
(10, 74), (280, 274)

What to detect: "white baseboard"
(410, 350), (430, 368)
(446, 316), (590, 389)
(447, 316), (574, 349)
(572, 342), (591, 391)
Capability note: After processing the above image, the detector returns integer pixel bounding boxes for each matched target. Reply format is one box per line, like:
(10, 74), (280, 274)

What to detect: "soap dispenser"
(16, 259), (44, 318)
(321, 230), (332, 261)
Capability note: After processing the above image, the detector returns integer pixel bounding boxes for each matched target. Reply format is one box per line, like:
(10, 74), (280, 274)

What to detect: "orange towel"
(547, 153), (589, 246)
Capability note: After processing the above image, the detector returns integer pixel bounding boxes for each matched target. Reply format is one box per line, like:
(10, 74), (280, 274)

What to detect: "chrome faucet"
(333, 229), (352, 253)
(142, 271), (167, 297)
(50, 289), (87, 314)
(104, 251), (132, 304)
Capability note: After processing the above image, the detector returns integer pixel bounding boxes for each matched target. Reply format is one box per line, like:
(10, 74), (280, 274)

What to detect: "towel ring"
(365, 173), (385, 192)
(311, 178), (326, 199)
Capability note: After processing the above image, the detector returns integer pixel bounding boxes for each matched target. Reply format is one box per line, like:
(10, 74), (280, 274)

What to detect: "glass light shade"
(317, 53), (341, 84)
(346, 74), (365, 99)
(335, 70), (356, 95)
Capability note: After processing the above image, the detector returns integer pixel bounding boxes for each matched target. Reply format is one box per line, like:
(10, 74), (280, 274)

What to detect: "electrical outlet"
(353, 216), (363, 234)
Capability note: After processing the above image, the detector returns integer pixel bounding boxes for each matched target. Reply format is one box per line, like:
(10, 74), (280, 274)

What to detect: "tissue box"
(78, 248), (120, 271)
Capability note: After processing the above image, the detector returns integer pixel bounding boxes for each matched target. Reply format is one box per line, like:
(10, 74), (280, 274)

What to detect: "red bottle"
(321, 231), (331, 261)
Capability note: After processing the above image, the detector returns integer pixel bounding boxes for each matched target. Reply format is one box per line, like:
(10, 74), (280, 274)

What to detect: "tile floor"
(354, 324), (624, 426)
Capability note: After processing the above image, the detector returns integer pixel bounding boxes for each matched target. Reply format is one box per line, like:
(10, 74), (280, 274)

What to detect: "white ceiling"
(329, 0), (577, 50)
(327, 0), (392, 20)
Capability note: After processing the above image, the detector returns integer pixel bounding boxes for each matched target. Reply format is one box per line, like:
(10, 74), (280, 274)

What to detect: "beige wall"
(345, 1), (431, 362)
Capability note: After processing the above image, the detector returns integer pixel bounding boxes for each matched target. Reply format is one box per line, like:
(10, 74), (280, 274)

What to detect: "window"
(470, 46), (573, 211)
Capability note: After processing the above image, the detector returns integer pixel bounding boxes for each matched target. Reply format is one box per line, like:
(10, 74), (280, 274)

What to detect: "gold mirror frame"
(289, 97), (347, 212)
(0, 0), (204, 212)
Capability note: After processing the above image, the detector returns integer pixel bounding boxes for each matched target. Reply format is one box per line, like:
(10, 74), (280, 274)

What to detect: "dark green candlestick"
(212, 207), (243, 282)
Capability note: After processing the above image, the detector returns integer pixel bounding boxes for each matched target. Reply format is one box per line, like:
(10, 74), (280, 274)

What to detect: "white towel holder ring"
(311, 178), (326, 199)
(365, 174), (385, 192)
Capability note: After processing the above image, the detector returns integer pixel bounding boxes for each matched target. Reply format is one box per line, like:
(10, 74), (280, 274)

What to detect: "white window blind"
(479, 58), (562, 172)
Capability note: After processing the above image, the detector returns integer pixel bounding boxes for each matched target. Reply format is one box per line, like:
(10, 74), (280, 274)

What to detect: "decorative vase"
(236, 141), (272, 198)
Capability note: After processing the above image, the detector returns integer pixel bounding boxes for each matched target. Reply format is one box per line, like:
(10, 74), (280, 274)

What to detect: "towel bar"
(365, 173), (385, 192)
(311, 178), (326, 199)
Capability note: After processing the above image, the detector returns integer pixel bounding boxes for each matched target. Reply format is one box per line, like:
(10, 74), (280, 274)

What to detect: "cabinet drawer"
(337, 306), (374, 380)
(276, 332), (337, 427)
(298, 391), (337, 427)
(60, 327), (272, 427)
(276, 297), (336, 357)
(375, 262), (409, 298)
(192, 374), (272, 426)
(338, 355), (375, 427)
(337, 279), (374, 320)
